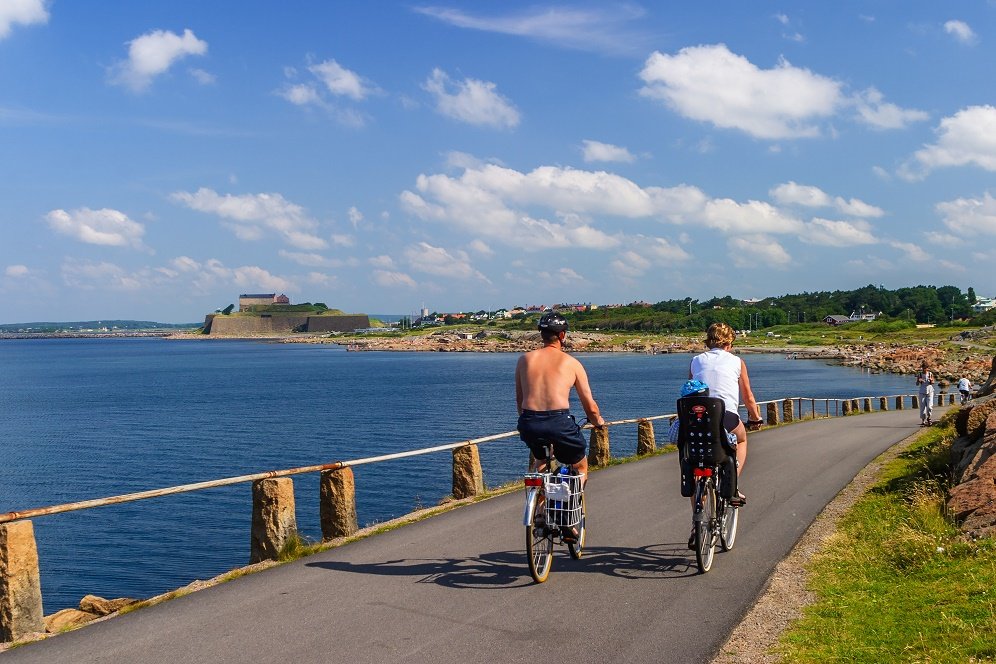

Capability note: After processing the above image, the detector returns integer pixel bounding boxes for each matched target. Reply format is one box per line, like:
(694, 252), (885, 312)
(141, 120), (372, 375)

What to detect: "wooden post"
(842, 400), (852, 415)
(896, 396), (904, 410)
(250, 478), (297, 563)
(0, 521), (44, 642)
(880, 397), (888, 411)
(636, 419), (656, 455)
(452, 444), (485, 500)
(782, 398), (794, 423)
(863, 398), (872, 413)
(588, 426), (610, 468)
(766, 402), (779, 426)
(320, 467), (358, 540)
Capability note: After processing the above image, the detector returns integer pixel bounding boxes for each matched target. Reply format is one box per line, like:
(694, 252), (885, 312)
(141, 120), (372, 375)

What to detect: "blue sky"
(2, 1), (996, 323)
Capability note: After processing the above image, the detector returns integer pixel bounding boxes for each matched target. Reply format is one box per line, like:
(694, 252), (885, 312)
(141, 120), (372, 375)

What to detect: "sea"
(0, 338), (922, 611)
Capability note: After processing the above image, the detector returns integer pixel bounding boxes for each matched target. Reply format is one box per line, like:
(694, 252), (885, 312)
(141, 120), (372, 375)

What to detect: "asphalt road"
(5, 409), (932, 664)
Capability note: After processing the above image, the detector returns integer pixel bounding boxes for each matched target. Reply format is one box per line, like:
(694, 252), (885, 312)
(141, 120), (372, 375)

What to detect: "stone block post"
(636, 419), (656, 455)
(949, 393), (956, 405)
(863, 398), (873, 413)
(937, 393), (944, 406)
(880, 397), (888, 411)
(782, 399), (794, 423)
(896, 396), (904, 410)
(912, 394), (919, 409)
(452, 444), (485, 500)
(0, 520), (44, 642)
(766, 402), (779, 426)
(842, 400), (852, 415)
(588, 426), (610, 468)
(320, 467), (358, 540)
(250, 478), (297, 563)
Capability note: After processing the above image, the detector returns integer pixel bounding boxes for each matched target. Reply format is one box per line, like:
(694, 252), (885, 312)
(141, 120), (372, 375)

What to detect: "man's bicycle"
(677, 395), (741, 574)
(522, 443), (586, 583)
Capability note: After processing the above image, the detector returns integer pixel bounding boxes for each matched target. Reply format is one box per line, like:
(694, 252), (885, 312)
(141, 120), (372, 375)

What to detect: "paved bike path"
(5, 409), (934, 664)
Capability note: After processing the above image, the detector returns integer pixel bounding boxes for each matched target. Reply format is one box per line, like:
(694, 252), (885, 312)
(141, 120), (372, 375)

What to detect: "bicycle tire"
(695, 479), (717, 573)
(526, 492), (553, 583)
(568, 492), (586, 560)
(720, 501), (738, 551)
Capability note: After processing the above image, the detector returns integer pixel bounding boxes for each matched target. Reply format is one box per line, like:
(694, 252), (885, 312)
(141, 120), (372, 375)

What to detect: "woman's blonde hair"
(705, 322), (735, 349)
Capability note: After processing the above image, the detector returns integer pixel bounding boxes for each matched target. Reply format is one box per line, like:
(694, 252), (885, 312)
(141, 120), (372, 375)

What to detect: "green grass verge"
(777, 420), (996, 663)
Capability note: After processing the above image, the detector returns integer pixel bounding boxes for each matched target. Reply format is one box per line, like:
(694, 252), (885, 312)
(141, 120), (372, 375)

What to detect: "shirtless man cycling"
(515, 312), (605, 485)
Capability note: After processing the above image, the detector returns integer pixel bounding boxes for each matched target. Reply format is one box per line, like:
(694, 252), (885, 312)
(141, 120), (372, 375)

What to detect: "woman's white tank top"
(690, 348), (741, 415)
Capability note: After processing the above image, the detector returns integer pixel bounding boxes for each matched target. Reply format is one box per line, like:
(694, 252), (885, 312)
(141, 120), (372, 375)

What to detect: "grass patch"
(777, 422), (996, 663)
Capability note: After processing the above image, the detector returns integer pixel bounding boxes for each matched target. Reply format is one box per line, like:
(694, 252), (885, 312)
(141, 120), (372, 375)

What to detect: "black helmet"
(538, 311), (568, 333)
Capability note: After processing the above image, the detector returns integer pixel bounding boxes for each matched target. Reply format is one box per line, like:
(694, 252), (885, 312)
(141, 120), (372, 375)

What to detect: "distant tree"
(967, 287), (977, 305)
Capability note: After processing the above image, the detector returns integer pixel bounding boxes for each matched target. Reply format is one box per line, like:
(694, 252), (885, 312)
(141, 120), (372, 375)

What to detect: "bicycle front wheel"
(526, 496), (553, 582)
(720, 501), (738, 551)
(695, 479), (717, 573)
(568, 492), (586, 560)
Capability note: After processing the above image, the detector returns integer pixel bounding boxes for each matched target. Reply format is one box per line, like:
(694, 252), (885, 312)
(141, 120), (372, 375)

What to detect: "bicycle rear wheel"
(568, 492), (586, 560)
(526, 493), (553, 582)
(720, 501), (738, 551)
(695, 479), (717, 573)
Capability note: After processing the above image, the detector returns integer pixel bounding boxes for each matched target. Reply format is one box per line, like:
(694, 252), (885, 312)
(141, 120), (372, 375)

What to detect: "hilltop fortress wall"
(204, 314), (370, 336)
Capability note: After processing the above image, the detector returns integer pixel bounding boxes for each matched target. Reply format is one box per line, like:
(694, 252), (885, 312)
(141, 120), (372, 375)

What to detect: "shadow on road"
(305, 542), (697, 589)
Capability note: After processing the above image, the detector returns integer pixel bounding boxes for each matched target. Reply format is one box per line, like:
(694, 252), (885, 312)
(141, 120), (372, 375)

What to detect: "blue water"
(0, 339), (920, 610)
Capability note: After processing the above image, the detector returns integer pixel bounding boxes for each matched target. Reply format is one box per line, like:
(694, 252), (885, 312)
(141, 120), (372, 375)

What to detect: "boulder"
(966, 399), (996, 442)
(78, 595), (136, 617)
(43, 608), (98, 633)
(948, 412), (996, 538)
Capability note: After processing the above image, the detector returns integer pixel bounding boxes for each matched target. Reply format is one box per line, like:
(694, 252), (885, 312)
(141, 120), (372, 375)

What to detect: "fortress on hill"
(202, 293), (370, 336)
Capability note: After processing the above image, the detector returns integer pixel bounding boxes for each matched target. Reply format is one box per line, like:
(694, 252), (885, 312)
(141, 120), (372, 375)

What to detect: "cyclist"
(958, 375), (972, 405)
(515, 311), (605, 514)
(689, 323), (762, 501)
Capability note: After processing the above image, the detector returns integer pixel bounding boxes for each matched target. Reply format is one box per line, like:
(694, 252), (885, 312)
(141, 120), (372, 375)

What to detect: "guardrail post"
(850, 399), (859, 414)
(0, 520), (44, 642)
(863, 398), (872, 413)
(452, 444), (484, 499)
(320, 467), (358, 539)
(912, 394), (919, 409)
(937, 393), (944, 407)
(880, 397), (888, 411)
(782, 398), (794, 423)
(588, 426), (610, 468)
(636, 419), (656, 455)
(766, 402), (779, 426)
(896, 396), (904, 410)
(250, 478), (297, 563)
(842, 400), (852, 415)
(949, 393), (956, 405)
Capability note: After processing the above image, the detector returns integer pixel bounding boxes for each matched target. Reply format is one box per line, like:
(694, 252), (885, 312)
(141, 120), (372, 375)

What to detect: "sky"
(2, 1), (996, 323)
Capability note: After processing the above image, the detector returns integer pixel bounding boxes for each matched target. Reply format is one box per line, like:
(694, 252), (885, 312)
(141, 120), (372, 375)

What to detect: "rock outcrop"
(947, 395), (996, 539)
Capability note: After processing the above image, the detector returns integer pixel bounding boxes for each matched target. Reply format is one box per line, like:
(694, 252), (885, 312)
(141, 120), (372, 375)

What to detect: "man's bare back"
(515, 345), (602, 425)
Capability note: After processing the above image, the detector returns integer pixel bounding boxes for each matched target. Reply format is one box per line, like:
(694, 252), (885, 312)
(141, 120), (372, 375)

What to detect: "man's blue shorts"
(517, 409), (587, 465)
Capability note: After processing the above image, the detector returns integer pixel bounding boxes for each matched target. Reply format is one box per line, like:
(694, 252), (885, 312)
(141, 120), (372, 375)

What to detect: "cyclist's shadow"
(305, 542), (697, 589)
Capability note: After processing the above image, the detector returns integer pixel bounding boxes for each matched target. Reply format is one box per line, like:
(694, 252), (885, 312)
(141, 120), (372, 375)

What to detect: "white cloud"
(373, 269), (417, 288)
(702, 199), (804, 234)
(944, 20), (977, 45)
(404, 242), (489, 282)
(770, 181), (884, 217)
(728, 236), (792, 268)
(888, 241), (931, 262)
(44, 208), (147, 249)
(194, 259), (295, 293)
(923, 231), (962, 248)
(852, 87), (929, 130)
(170, 256), (200, 272)
(801, 218), (878, 247)
(172, 188), (327, 250)
(467, 239), (494, 256)
(423, 68), (520, 129)
(279, 84), (321, 106)
(639, 44), (842, 139)
(5, 264), (30, 278)
(413, 4), (649, 55)
(189, 68), (216, 85)
(306, 271), (338, 286)
(308, 59), (377, 100)
(610, 251), (651, 278)
(330, 234), (355, 247)
(60, 259), (145, 291)
(0, 0), (48, 40)
(368, 255), (395, 269)
(582, 139), (635, 163)
(936, 192), (996, 235)
(278, 250), (347, 268)
(643, 237), (691, 262)
(111, 29), (208, 92)
(903, 106), (996, 179)
(347, 206), (363, 228)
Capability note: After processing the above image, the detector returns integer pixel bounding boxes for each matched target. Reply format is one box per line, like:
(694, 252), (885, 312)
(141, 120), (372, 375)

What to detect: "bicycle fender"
(523, 488), (539, 526)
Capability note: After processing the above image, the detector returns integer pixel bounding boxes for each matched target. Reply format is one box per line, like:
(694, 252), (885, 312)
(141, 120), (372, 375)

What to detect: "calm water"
(0, 338), (920, 610)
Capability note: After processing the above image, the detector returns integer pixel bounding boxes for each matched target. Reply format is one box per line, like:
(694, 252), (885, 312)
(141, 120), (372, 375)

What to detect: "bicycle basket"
(544, 474), (582, 528)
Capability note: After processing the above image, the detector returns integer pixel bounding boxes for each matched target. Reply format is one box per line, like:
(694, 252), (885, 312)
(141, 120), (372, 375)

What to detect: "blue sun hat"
(680, 379), (709, 397)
